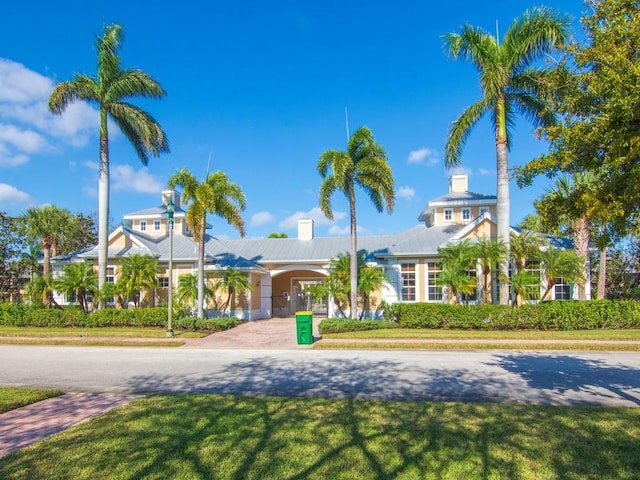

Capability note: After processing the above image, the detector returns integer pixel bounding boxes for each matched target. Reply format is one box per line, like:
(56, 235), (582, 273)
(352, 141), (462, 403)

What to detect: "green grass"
(0, 339), (184, 347)
(0, 387), (62, 414)
(315, 341), (640, 351)
(0, 394), (638, 479)
(0, 326), (205, 338)
(322, 328), (640, 341)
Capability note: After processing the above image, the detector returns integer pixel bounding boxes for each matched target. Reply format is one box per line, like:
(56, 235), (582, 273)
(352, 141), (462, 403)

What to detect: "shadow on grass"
(1, 394), (638, 479)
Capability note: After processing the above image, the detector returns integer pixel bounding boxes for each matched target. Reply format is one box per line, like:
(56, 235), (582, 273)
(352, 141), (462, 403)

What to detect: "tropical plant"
(118, 254), (158, 307)
(49, 24), (169, 300)
(358, 264), (388, 319)
(0, 212), (26, 302)
(175, 273), (217, 313)
(95, 281), (126, 309)
(21, 206), (75, 278)
(510, 270), (541, 307)
(510, 230), (547, 272)
(443, 7), (569, 304)
(473, 238), (507, 304)
(54, 262), (97, 312)
(168, 168), (246, 319)
(23, 275), (57, 308)
(267, 232), (288, 238)
(540, 248), (585, 301)
(318, 126), (395, 319)
(20, 244), (43, 280)
(212, 268), (252, 314)
(437, 241), (477, 304)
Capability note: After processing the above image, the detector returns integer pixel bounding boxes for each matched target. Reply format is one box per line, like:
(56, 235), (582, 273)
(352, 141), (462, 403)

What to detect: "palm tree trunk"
(573, 216), (589, 300)
(349, 186), (358, 319)
(42, 241), (51, 279)
(495, 98), (511, 305)
(597, 248), (607, 299)
(97, 108), (110, 309)
(197, 223), (206, 319)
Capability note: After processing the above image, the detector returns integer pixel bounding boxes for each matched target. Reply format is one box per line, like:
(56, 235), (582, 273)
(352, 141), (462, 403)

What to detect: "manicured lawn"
(0, 394), (638, 479)
(0, 326), (205, 338)
(0, 387), (62, 414)
(315, 341), (640, 351)
(322, 328), (640, 341)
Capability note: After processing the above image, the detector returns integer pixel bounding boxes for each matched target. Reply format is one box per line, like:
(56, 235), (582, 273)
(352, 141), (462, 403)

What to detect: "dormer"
(123, 190), (188, 237)
(418, 174), (497, 227)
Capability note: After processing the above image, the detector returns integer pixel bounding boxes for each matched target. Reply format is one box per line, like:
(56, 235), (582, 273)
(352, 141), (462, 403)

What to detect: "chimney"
(162, 190), (181, 208)
(449, 174), (469, 193)
(298, 218), (314, 241)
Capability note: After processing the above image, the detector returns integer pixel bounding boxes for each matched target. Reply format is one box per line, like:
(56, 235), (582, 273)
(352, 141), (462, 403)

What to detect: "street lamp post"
(166, 197), (175, 337)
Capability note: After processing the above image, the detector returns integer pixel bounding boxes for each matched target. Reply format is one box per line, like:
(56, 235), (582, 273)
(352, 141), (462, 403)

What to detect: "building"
(51, 175), (584, 318)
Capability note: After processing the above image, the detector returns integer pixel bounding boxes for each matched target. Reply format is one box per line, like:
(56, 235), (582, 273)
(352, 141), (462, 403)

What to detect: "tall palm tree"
(168, 168), (246, 319)
(119, 254), (158, 307)
(473, 238), (507, 304)
(49, 24), (169, 300)
(214, 268), (252, 315)
(443, 7), (569, 304)
(358, 264), (387, 319)
(21, 206), (74, 279)
(318, 126), (395, 319)
(55, 262), (98, 312)
(175, 273), (217, 312)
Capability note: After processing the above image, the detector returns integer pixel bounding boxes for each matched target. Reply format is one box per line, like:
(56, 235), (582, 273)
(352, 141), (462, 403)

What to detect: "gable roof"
(418, 191), (497, 222)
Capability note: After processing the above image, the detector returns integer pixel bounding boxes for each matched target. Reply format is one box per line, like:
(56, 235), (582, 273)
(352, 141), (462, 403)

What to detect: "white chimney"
(298, 218), (314, 241)
(449, 174), (469, 193)
(162, 190), (181, 208)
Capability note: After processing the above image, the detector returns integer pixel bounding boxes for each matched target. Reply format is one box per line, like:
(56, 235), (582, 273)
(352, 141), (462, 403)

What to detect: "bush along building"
(51, 175), (585, 318)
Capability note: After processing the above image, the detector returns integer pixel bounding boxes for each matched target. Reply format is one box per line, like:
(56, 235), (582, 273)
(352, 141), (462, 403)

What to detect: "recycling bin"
(295, 311), (313, 345)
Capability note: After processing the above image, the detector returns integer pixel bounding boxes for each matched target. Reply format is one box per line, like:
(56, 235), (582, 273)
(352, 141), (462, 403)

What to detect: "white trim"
(428, 198), (497, 207)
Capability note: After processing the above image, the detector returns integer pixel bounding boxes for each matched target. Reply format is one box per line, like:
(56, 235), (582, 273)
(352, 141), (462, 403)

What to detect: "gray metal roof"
(124, 205), (186, 218)
(418, 191), (497, 222)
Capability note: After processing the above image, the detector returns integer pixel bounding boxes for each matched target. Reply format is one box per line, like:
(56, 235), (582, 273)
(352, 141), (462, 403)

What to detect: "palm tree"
(49, 24), (169, 300)
(510, 230), (548, 306)
(540, 248), (585, 301)
(267, 232), (288, 238)
(21, 206), (74, 278)
(473, 238), (507, 304)
(168, 168), (246, 319)
(118, 254), (158, 307)
(23, 275), (58, 308)
(438, 241), (477, 304)
(213, 268), (252, 315)
(318, 126), (395, 319)
(54, 262), (97, 311)
(358, 264), (387, 319)
(20, 244), (43, 280)
(175, 273), (217, 313)
(443, 7), (569, 304)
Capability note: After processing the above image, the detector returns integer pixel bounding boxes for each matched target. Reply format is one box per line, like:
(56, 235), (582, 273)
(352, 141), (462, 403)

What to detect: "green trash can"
(295, 311), (313, 345)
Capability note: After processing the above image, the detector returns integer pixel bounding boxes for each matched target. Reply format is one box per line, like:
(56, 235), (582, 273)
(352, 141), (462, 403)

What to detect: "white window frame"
(106, 266), (116, 284)
(426, 262), (443, 302)
(462, 208), (471, 221)
(444, 209), (453, 222)
(140, 220), (147, 232)
(154, 220), (161, 231)
(400, 263), (417, 302)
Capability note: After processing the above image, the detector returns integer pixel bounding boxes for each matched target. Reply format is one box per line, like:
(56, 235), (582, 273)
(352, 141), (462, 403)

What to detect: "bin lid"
(295, 311), (313, 315)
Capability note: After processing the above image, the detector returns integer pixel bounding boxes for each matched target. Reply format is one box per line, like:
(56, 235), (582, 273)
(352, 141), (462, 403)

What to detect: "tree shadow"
(489, 353), (640, 406)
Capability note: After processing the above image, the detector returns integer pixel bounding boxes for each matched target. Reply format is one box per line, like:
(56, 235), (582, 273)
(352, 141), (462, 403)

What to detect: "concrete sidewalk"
(0, 392), (138, 459)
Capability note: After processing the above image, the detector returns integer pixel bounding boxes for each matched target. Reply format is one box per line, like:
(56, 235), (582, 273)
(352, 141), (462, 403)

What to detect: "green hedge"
(0, 304), (242, 332)
(318, 319), (399, 334)
(391, 300), (640, 331)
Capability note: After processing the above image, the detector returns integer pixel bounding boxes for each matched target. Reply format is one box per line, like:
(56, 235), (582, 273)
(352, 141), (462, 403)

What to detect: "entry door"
(291, 279), (327, 316)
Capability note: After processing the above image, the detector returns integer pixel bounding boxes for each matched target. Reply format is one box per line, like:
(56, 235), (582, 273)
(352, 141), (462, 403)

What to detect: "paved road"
(1, 346), (639, 407)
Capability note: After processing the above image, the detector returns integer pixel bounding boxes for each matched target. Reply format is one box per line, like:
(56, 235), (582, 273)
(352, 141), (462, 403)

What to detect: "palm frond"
(444, 98), (490, 166)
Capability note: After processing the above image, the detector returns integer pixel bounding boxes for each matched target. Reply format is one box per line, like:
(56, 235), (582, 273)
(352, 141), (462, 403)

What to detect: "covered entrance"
(271, 268), (328, 317)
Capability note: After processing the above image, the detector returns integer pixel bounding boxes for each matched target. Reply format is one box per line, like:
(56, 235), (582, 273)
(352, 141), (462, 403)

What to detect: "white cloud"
(397, 186), (415, 201)
(250, 211), (275, 226)
(408, 147), (438, 166)
(0, 183), (30, 203)
(82, 184), (97, 198)
(328, 224), (365, 236)
(0, 58), (100, 167)
(478, 168), (492, 176)
(279, 206), (346, 229)
(84, 161), (99, 171)
(112, 165), (163, 193)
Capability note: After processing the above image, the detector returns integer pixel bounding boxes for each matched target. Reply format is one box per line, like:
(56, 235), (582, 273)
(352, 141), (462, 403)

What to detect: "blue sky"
(0, 0), (587, 240)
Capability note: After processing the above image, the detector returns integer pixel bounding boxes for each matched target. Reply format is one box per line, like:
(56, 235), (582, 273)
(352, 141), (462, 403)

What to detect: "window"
(480, 207), (489, 216)
(444, 209), (453, 221)
(554, 277), (571, 300)
(427, 262), (442, 301)
(106, 266), (115, 284)
(154, 220), (161, 231)
(159, 277), (169, 288)
(462, 208), (471, 221)
(400, 263), (416, 301)
(524, 261), (542, 301)
(140, 220), (147, 232)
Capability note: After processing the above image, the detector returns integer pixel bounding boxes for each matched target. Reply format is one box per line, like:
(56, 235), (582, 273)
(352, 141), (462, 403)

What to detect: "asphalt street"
(2, 346), (640, 407)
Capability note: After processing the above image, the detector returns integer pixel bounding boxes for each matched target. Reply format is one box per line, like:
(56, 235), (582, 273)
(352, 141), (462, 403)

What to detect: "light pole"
(166, 197), (175, 337)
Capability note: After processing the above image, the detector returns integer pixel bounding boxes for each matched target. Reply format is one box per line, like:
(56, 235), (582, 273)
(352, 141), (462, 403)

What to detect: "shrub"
(318, 318), (399, 334)
(390, 300), (640, 330)
(174, 317), (244, 332)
